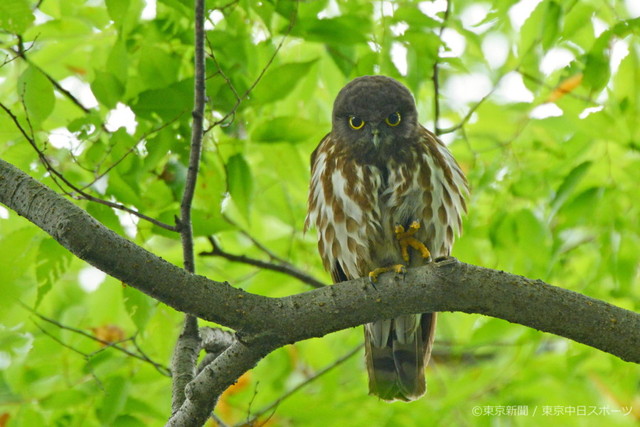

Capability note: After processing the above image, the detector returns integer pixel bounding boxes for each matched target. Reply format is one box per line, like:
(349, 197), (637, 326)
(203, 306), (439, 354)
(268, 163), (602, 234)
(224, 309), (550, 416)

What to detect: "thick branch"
(168, 340), (267, 426)
(2, 158), (640, 427)
(1, 159), (639, 362)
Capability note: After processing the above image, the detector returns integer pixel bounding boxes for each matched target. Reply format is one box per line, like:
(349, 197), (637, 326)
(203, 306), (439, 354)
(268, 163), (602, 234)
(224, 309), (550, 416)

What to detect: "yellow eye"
(385, 112), (401, 127)
(349, 116), (365, 130)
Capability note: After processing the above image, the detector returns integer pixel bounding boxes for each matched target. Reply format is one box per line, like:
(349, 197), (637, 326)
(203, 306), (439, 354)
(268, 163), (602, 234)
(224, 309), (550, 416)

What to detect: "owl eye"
(385, 112), (402, 127)
(348, 116), (365, 130)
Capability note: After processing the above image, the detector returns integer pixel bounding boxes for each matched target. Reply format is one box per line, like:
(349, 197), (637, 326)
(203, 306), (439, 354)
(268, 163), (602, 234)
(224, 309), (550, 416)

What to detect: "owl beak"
(372, 128), (380, 148)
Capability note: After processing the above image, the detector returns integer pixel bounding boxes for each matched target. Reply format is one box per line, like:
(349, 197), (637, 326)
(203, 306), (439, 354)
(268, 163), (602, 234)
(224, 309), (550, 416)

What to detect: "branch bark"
(2, 158), (639, 426)
(170, 0), (207, 413)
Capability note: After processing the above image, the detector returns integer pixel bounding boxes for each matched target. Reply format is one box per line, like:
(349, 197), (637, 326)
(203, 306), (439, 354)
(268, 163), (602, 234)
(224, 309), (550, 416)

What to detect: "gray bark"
(1, 158), (639, 427)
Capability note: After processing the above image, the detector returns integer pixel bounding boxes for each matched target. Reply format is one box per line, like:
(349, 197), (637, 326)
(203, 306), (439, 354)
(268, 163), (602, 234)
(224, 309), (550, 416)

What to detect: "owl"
(305, 76), (468, 401)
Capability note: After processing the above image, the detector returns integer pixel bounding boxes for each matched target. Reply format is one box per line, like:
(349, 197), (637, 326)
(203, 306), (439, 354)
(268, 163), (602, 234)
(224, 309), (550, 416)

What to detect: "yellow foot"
(394, 221), (431, 262)
(368, 264), (406, 283)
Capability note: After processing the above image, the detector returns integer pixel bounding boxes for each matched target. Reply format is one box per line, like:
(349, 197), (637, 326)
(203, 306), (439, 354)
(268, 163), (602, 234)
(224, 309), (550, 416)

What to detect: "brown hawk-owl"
(305, 75), (468, 401)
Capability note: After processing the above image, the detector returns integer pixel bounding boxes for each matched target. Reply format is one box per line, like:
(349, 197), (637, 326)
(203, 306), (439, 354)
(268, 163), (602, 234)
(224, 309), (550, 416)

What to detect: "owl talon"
(395, 221), (431, 261)
(368, 264), (406, 284)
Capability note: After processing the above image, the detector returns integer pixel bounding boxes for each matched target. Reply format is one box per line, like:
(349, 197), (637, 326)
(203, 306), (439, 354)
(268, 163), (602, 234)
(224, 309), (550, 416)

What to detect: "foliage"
(1, 0), (639, 425)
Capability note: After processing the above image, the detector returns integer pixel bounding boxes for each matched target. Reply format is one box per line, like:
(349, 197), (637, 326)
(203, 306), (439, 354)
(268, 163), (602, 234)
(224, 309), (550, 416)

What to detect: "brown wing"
(305, 132), (382, 283)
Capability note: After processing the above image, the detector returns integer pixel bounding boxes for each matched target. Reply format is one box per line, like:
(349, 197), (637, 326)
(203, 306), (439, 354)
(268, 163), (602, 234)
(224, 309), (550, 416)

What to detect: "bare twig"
(204, 2), (298, 133)
(33, 322), (89, 357)
(436, 85), (500, 135)
(518, 69), (595, 103)
(28, 307), (171, 376)
(11, 46), (93, 114)
(240, 345), (362, 426)
(0, 102), (177, 231)
(178, 0), (207, 272)
(201, 236), (326, 289)
(238, 229), (292, 267)
(207, 44), (241, 105)
(214, 0), (240, 14)
(80, 115), (184, 191)
(432, 0), (451, 134)
(1, 35), (38, 67)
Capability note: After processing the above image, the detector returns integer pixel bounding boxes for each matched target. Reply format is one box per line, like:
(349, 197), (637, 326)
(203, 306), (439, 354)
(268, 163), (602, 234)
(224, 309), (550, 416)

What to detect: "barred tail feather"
(365, 313), (436, 402)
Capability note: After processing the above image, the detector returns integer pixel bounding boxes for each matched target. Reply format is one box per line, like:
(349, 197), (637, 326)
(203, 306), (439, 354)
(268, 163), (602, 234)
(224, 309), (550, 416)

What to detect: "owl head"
(331, 75), (420, 157)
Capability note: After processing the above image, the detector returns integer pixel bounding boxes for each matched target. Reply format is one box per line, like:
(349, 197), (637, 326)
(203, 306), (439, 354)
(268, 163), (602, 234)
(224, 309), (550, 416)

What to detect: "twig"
(238, 229), (292, 267)
(436, 85), (500, 135)
(240, 345), (362, 425)
(0, 101), (178, 231)
(211, 412), (230, 427)
(207, 44), (241, 105)
(171, 0), (207, 414)
(33, 322), (89, 357)
(433, 0), (451, 134)
(214, 0), (240, 14)
(28, 307), (171, 376)
(201, 236), (326, 289)
(518, 69), (595, 104)
(178, 0), (207, 272)
(80, 115), (183, 191)
(1, 35), (37, 67)
(204, 1), (298, 133)
(11, 46), (93, 115)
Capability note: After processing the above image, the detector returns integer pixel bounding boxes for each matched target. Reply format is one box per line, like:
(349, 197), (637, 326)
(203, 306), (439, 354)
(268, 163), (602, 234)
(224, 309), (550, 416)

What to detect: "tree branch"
(203, 1), (298, 132)
(171, 0), (208, 414)
(201, 236), (326, 289)
(1, 158), (639, 426)
(0, 101), (177, 231)
(432, 0), (451, 134)
(27, 306), (171, 376)
(242, 344), (362, 425)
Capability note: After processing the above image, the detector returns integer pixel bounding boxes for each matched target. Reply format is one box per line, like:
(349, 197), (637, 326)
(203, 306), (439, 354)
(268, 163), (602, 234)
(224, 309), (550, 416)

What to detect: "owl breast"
(306, 130), (466, 282)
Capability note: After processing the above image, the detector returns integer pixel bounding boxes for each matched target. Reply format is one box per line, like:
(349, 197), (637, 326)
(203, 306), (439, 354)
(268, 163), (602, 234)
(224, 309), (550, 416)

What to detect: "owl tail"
(364, 313), (436, 402)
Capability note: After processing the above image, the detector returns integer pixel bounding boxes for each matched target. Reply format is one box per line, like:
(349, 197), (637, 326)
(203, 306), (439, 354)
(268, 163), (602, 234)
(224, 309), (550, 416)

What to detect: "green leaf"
(92, 71), (125, 109)
(96, 376), (130, 424)
(105, 0), (144, 28)
(519, 0), (546, 53)
(251, 116), (319, 144)
(192, 208), (235, 236)
(41, 389), (89, 410)
(113, 415), (147, 427)
(0, 324), (33, 369)
(106, 0), (130, 23)
(86, 203), (127, 236)
(0, 228), (39, 302)
(35, 238), (72, 307)
(251, 60), (317, 105)
(108, 169), (141, 206)
(292, 16), (371, 44)
(122, 286), (156, 332)
(583, 50), (610, 93)
(541, 1), (563, 50)
(132, 79), (194, 121)
(226, 154), (253, 221)
(0, 0), (34, 33)
(107, 38), (130, 84)
(17, 66), (55, 124)
(551, 161), (592, 215)
(138, 46), (180, 90)
(469, 318), (523, 346)
(557, 187), (603, 226)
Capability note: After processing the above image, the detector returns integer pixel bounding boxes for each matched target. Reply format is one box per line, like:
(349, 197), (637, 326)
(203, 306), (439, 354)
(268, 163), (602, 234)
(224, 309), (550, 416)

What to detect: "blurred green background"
(0, 0), (639, 425)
